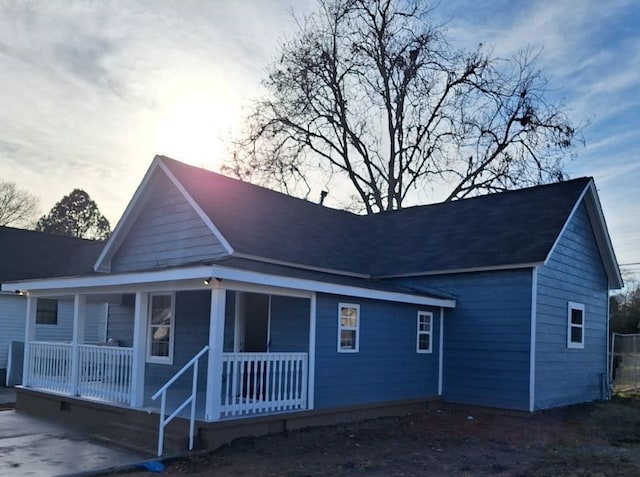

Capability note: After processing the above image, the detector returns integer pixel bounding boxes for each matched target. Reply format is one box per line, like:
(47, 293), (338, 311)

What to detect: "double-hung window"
(338, 303), (359, 352)
(147, 293), (175, 364)
(567, 302), (585, 349)
(417, 311), (433, 353)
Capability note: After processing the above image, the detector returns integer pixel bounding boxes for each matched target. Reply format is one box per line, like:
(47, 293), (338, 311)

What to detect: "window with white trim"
(147, 293), (175, 364)
(338, 303), (359, 352)
(417, 311), (433, 353)
(567, 302), (585, 349)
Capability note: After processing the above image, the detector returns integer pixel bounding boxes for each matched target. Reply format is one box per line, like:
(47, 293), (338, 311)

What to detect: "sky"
(0, 0), (638, 279)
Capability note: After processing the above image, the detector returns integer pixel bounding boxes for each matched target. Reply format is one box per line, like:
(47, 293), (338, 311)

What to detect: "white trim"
(544, 180), (623, 289)
(438, 308), (444, 396)
(2, 265), (213, 292)
(22, 296), (37, 387)
(70, 294), (87, 396)
(583, 183), (624, 289)
(146, 292), (176, 365)
(210, 265), (456, 308)
(337, 303), (360, 353)
(205, 288), (226, 421)
(212, 280), (311, 300)
(567, 301), (585, 349)
(375, 262), (544, 279)
(130, 291), (148, 407)
(416, 311), (433, 354)
(2, 264), (456, 308)
(232, 252), (371, 279)
(529, 267), (538, 412)
(307, 293), (317, 410)
(157, 158), (234, 255)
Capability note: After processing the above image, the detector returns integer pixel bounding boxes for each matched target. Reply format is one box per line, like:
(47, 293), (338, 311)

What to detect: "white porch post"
(307, 293), (316, 410)
(22, 295), (38, 387)
(205, 287), (226, 421)
(130, 291), (149, 407)
(70, 294), (86, 396)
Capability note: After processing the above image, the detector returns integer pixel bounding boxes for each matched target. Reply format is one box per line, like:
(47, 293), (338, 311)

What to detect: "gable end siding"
(535, 201), (609, 410)
(111, 172), (228, 273)
(393, 270), (533, 411)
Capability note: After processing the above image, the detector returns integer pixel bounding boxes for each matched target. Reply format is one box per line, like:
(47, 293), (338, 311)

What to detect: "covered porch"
(17, 265), (316, 423)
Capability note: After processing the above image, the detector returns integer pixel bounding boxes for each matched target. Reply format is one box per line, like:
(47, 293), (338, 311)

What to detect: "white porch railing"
(77, 345), (133, 404)
(27, 341), (73, 394)
(221, 352), (308, 417)
(26, 341), (133, 405)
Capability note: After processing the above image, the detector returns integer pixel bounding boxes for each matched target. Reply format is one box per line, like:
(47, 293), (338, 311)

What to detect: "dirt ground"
(108, 396), (640, 477)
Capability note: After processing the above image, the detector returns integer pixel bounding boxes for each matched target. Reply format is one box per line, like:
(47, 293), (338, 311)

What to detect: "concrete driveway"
(0, 409), (149, 477)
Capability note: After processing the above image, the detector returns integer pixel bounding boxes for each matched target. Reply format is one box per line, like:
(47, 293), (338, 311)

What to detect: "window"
(417, 311), (433, 353)
(338, 303), (359, 352)
(147, 293), (175, 364)
(567, 302), (585, 349)
(36, 298), (58, 325)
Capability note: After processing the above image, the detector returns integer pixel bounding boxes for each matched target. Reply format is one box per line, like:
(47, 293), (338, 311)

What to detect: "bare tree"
(225, 0), (580, 213)
(0, 180), (40, 227)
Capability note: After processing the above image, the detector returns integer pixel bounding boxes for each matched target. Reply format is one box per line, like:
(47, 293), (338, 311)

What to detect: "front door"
(237, 293), (271, 353)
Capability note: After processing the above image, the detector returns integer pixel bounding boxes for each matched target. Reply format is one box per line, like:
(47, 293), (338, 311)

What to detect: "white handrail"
(151, 345), (209, 456)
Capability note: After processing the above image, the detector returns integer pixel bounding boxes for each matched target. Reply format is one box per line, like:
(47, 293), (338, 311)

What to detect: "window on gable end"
(417, 311), (433, 353)
(338, 303), (359, 352)
(567, 302), (585, 349)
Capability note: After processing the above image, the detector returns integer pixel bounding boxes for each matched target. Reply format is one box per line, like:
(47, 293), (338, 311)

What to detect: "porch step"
(91, 418), (195, 456)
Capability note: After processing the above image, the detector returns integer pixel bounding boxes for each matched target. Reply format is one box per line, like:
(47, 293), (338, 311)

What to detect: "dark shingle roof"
(362, 177), (590, 275)
(163, 157), (366, 273)
(161, 156), (591, 277)
(0, 226), (103, 283)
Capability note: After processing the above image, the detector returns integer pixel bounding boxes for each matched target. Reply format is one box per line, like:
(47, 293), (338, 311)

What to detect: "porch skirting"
(14, 386), (441, 455)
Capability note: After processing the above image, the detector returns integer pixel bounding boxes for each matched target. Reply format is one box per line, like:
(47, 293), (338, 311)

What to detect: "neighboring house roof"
(0, 226), (103, 285)
(94, 155), (622, 289)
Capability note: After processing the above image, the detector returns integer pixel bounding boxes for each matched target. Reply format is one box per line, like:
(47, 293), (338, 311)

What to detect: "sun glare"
(154, 94), (236, 169)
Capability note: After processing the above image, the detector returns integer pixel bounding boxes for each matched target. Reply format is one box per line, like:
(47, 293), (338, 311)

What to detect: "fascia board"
(3, 264), (455, 308)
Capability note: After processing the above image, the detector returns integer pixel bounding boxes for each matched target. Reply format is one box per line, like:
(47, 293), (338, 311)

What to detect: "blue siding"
(535, 202), (609, 409)
(314, 293), (441, 409)
(145, 290), (210, 402)
(270, 296), (310, 352)
(394, 270), (532, 411)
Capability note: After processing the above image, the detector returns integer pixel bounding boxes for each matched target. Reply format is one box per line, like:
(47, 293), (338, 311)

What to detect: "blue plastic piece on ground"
(138, 460), (165, 473)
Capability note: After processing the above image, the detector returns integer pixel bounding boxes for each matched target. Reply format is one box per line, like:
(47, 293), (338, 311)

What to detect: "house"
(0, 226), (107, 386)
(1, 155), (622, 454)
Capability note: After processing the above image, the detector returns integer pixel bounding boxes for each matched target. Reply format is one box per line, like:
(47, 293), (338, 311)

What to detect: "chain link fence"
(611, 333), (640, 393)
